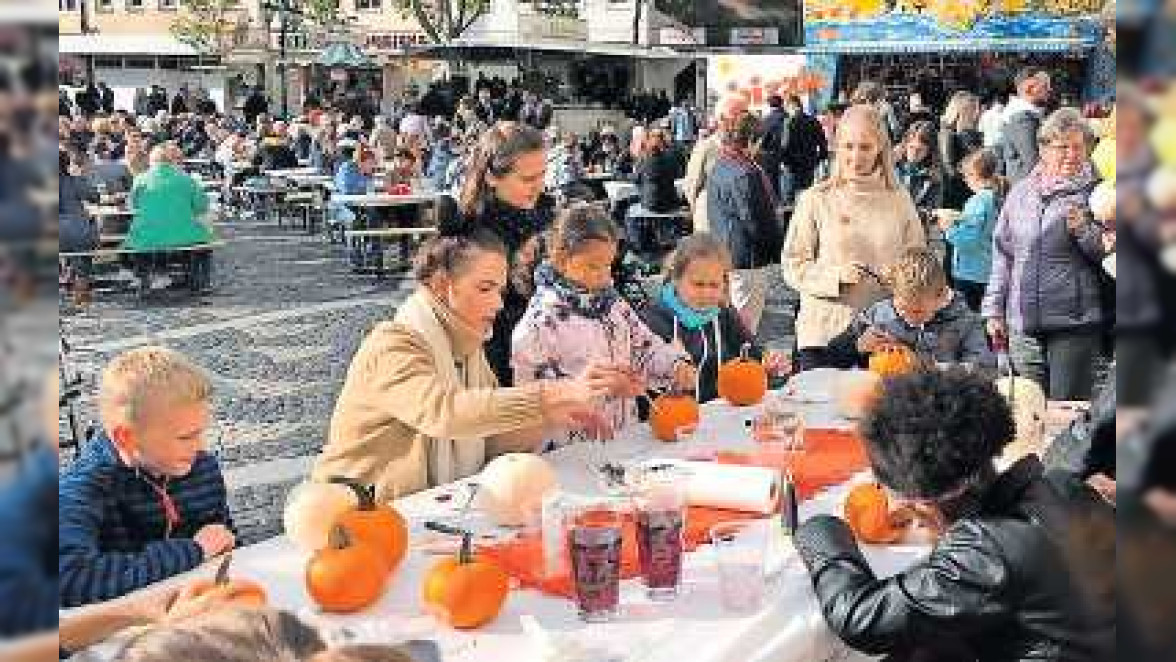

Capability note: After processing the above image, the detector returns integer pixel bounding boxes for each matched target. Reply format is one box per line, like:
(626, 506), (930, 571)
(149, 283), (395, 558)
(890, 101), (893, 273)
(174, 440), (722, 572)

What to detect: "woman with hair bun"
(315, 227), (609, 501)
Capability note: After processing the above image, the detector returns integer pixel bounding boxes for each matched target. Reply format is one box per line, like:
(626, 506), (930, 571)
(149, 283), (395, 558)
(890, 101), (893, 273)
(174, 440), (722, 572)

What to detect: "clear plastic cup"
(633, 465), (687, 601)
(565, 501), (625, 622)
(710, 521), (767, 614)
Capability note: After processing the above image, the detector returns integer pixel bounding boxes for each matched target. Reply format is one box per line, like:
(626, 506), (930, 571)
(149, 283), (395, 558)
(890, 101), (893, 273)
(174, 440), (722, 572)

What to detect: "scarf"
(659, 282), (720, 330)
(533, 261), (618, 320)
(1031, 161), (1096, 199)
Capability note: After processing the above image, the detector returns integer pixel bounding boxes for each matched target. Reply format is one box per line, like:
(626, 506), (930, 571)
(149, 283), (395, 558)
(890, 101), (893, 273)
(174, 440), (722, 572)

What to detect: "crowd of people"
(22, 63), (1176, 660)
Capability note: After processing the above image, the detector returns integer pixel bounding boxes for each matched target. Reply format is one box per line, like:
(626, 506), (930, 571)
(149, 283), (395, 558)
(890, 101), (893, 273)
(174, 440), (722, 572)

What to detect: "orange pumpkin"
(330, 477), (409, 574)
(649, 391), (700, 442)
(179, 554), (268, 608)
(867, 345), (920, 378)
(422, 525), (510, 629)
(306, 524), (388, 613)
(843, 483), (904, 544)
(717, 343), (768, 406)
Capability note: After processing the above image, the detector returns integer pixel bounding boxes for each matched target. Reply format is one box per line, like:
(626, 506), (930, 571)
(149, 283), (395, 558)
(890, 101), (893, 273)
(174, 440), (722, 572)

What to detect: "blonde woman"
(782, 104), (926, 370)
(939, 91), (985, 208)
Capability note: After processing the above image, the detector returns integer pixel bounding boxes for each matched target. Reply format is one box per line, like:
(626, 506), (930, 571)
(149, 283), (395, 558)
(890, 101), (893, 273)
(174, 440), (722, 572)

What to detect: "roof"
(59, 34), (200, 56)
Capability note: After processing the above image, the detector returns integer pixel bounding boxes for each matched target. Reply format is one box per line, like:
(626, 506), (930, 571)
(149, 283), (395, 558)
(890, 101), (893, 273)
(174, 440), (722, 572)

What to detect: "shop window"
(126, 0), (145, 10)
(94, 56), (123, 68)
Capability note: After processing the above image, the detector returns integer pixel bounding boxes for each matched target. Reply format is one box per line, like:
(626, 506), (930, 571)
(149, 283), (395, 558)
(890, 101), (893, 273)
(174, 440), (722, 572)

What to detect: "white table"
(73, 369), (1087, 662)
(331, 192), (448, 208)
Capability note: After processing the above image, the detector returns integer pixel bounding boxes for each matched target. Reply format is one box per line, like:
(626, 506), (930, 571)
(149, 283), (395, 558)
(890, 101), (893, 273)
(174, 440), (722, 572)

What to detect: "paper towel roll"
(641, 460), (781, 514)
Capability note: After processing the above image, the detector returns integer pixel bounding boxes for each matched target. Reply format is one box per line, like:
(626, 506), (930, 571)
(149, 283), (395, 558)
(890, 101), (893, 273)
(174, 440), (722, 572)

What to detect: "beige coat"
(782, 174), (926, 349)
(314, 289), (544, 502)
(683, 133), (722, 232)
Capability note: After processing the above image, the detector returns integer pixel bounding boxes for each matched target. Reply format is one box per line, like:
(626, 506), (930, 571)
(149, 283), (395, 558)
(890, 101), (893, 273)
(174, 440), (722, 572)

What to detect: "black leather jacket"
(796, 457), (1114, 661)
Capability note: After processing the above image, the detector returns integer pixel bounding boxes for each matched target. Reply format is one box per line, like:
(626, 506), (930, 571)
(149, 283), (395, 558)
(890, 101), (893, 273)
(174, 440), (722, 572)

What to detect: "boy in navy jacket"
(59, 347), (235, 608)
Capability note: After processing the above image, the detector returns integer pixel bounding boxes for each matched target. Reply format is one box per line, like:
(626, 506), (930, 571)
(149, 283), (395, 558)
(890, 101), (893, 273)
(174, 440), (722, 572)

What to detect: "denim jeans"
(1009, 328), (1103, 400)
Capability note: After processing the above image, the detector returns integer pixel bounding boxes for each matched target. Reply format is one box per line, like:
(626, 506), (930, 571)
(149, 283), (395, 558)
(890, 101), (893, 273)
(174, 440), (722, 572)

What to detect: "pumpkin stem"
(214, 553), (232, 585)
(330, 476), (377, 511)
(424, 521), (475, 564)
(458, 532), (474, 565)
(328, 523), (352, 550)
(740, 342), (753, 361)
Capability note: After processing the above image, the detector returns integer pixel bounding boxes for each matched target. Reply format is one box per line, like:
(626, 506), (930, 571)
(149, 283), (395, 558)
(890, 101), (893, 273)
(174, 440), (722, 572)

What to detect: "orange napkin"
(478, 428), (869, 599)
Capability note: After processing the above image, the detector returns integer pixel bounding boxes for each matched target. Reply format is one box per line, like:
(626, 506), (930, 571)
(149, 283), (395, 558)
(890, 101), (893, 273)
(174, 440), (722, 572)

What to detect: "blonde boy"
(59, 347), (234, 607)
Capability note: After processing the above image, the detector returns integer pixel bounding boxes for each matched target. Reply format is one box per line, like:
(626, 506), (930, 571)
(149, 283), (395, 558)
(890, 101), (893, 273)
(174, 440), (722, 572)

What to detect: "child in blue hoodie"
(823, 248), (994, 370)
(59, 347), (235, 608)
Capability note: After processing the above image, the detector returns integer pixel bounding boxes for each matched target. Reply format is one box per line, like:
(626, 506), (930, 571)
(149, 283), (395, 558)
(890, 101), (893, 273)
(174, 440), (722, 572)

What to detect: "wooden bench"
(59, 241), (225, 260)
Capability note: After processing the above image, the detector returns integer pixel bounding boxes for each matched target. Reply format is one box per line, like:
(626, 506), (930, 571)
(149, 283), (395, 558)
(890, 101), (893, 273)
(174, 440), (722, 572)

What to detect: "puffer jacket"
(981, 166), (1105, 334)
(823, 292), (993, 369)
(796, 457), (1115, 662)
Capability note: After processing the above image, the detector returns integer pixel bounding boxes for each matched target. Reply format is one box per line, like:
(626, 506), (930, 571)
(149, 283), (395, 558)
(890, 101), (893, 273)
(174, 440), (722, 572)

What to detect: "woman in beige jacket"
(315, 229), (610, 502)
(782, 104), (926, 370)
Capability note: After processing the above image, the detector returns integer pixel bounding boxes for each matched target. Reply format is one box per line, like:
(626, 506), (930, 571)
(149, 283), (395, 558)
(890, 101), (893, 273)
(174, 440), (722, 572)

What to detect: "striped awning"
(802, 37), (1096, 54)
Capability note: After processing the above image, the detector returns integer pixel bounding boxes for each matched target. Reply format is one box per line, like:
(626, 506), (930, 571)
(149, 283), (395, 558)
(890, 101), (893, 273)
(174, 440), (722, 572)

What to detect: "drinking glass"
(710, 521), (767, 614)
(632, 465), (687, 601)
(565, 500), (625, 622)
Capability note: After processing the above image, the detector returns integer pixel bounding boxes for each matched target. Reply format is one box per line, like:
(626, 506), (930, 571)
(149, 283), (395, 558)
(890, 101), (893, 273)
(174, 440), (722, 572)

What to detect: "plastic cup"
(565, 501), (624, 622)
(633, 465), (687, 601)
(710, 521), (767, 614)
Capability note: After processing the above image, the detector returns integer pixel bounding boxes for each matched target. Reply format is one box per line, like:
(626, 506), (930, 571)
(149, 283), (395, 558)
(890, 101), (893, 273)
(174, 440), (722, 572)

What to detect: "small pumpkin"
(330, 477), (410, 574)
(717, 343), (768, 406)
(179, 554), (268, 608)
(306, 524), (388, 613)
(867, 345), (919, 378)
(422, 523), (511, 629)
(283, 480), (357, 551)
(844, 483), (904, 544)
(475, 453), (558, 527)
(649, 391), (700, 442)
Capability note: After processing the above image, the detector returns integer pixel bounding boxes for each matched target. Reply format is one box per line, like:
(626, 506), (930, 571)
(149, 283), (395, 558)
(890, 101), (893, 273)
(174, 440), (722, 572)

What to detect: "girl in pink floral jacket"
(512, 204), (695, 451)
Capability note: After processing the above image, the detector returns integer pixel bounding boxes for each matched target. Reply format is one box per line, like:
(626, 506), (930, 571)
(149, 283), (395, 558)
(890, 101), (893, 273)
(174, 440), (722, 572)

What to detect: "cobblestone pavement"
(58, 213), (797, 544)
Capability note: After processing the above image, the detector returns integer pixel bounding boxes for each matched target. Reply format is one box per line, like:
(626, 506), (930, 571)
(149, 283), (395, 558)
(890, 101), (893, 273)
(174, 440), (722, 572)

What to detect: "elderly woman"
(315, 230), (608, 501)
(796, 371), (1114, 662)
(982, 108), (1108, 400)
(126, 142), (214, 291)
(782, 104), (926, 370)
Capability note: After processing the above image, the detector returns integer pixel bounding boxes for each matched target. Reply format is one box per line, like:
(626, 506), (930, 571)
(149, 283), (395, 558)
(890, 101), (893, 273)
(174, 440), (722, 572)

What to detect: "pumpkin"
(994, 376), (1048, 471)
(330, 477), (410, 574)
(178, 554), (267, 608)
(306, 524), (388, 613)
(284, 480), (358, 552)
(867, 346), (920, 378)
(844, 483), (904, 544)
(717, 343), (768, 406)
(836, 370), (883, 419)
(649, 391), (700, 442)
(422, 524), (511, 629)
(475, 453), (558, 527)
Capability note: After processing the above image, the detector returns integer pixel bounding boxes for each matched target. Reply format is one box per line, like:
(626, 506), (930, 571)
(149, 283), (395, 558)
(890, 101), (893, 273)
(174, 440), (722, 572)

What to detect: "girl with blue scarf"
(642, 234), (791, 403)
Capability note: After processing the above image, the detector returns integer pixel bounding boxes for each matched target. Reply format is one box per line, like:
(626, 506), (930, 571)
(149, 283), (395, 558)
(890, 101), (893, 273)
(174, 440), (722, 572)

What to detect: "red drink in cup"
(636, 508), (684, 599)
(633, 464), (687, 600)
(566, 504), (623, 622)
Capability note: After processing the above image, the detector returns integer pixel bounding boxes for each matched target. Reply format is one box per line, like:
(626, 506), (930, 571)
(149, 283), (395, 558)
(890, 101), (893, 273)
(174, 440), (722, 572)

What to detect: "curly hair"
(859, 370), (1015, 499)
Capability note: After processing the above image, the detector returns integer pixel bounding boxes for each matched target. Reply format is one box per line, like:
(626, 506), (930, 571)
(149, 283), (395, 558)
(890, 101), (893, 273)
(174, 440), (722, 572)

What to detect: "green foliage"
(390, 0), (491, 43)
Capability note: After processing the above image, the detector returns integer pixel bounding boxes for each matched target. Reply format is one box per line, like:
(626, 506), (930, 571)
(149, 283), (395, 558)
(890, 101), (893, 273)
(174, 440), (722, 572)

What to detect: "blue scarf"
(659, 282), (720, 330)
(534, 262), (619, 320)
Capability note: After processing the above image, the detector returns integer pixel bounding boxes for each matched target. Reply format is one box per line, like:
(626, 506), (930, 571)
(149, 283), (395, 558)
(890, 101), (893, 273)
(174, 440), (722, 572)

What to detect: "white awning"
(59, 34), (200, 56)
(415, 38), (690, 60)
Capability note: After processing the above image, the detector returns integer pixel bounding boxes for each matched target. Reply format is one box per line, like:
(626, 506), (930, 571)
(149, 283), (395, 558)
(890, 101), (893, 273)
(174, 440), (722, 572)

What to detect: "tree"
(170, 0), (250, 57)
(392, 0), (492, 44)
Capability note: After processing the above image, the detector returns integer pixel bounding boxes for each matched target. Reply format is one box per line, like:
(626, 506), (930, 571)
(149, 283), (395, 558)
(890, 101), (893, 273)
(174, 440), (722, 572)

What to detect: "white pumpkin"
(283, 481), (358, 551)
(1088, 181), (1116, 223)
(1147, 167), (1176, 212)
(994, 376), (1048, 471)
(476, 453), (558, 527)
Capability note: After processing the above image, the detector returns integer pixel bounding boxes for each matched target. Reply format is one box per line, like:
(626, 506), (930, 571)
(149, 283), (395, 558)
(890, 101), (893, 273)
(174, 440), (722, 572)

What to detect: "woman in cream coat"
(315, 228), (610, 502)
(782, 104), (927, 370)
